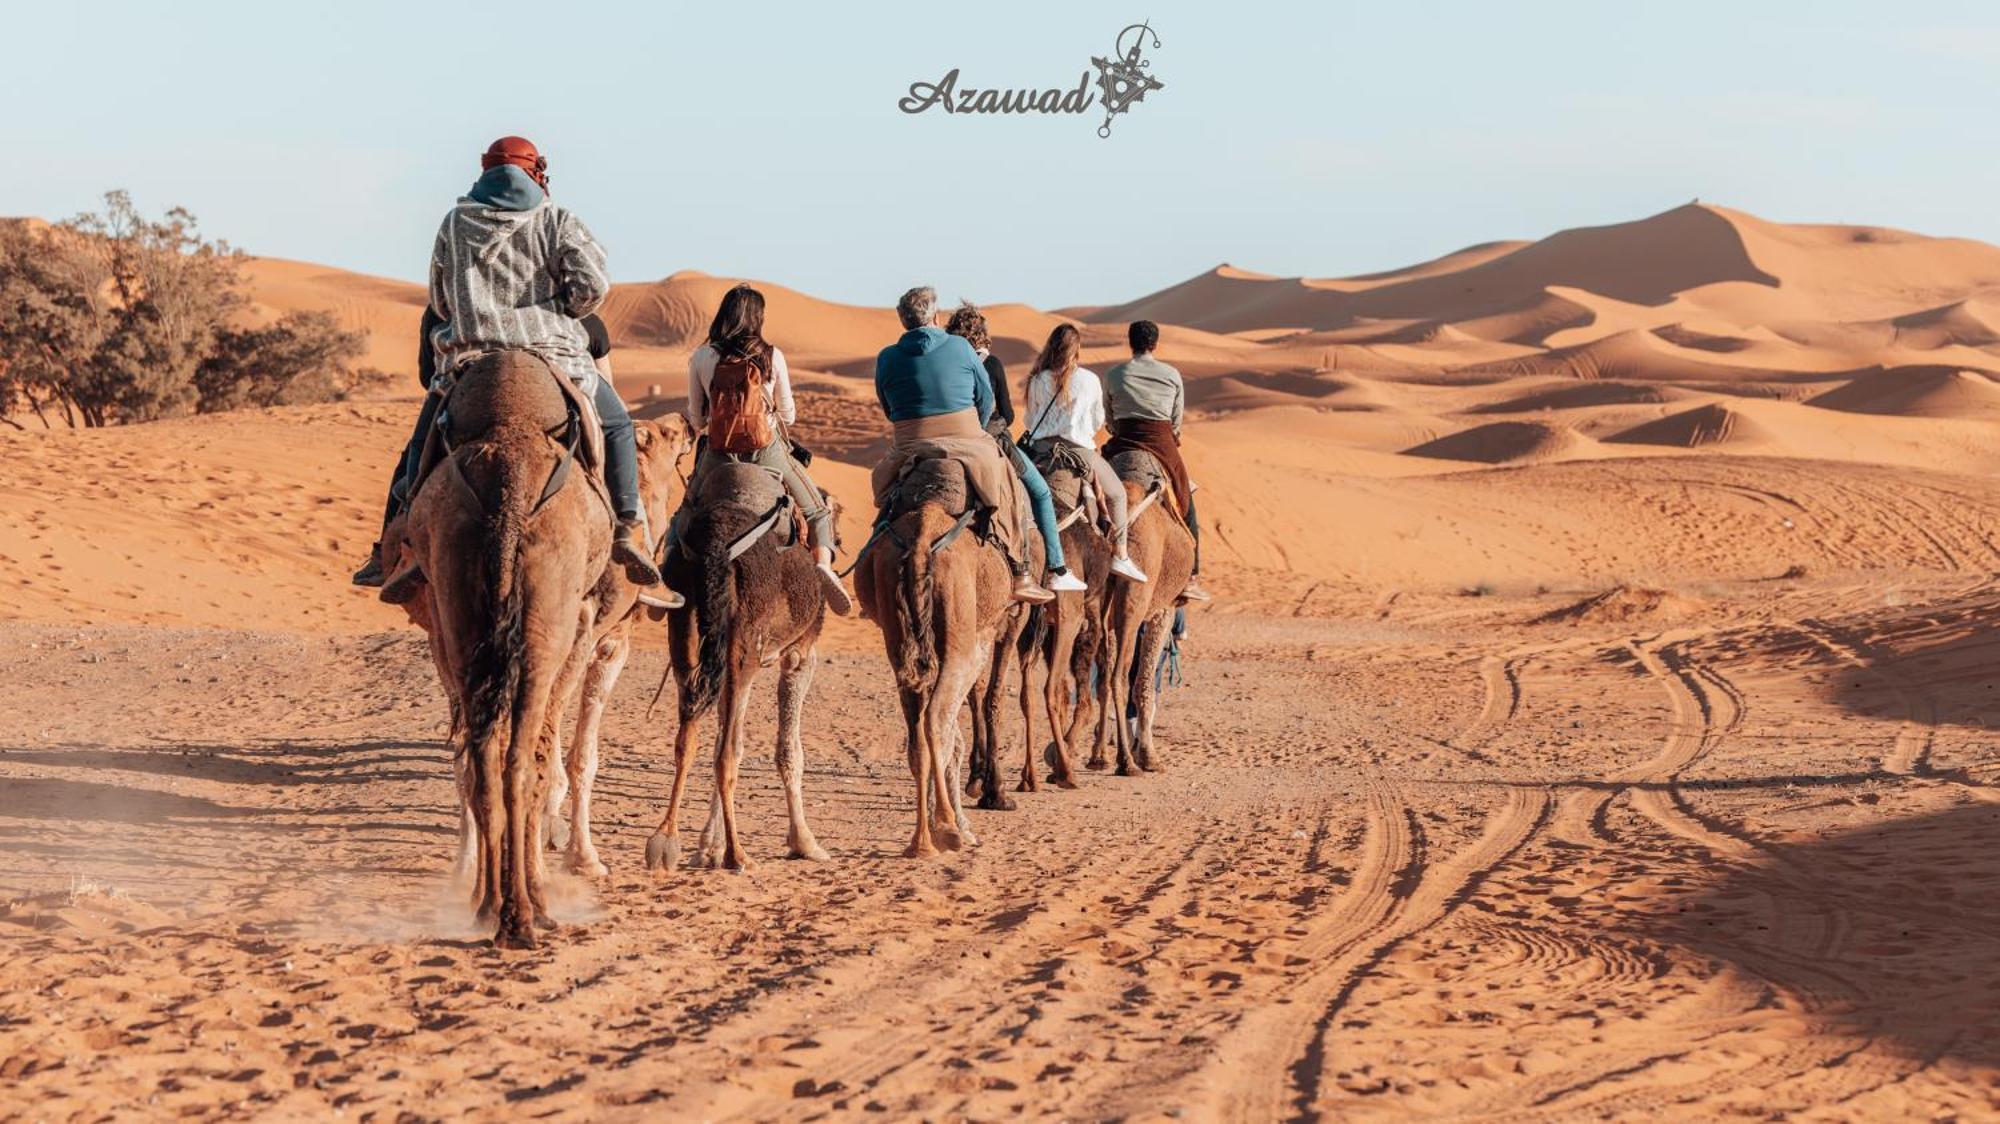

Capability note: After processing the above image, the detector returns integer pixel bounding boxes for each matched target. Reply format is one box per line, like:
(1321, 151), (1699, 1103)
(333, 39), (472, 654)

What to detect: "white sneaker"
(1110, 556), (1150, 583)
(1048, 570), (1088, 593)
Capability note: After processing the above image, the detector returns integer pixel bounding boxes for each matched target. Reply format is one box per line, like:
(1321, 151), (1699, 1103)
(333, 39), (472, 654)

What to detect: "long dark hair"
(706, 284), (770, 362)
(1032, 323), (1082, 402)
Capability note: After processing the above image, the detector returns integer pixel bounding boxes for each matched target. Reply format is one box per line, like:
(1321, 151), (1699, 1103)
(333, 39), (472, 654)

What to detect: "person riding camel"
(1022, 324), (1149, 584)
(942, 302), (1080, 594)
(872, 286), (1082, 604)
(674, 283), (854, 616)
(1102, 319), (1211, 602)
(352, 135), (663, 596)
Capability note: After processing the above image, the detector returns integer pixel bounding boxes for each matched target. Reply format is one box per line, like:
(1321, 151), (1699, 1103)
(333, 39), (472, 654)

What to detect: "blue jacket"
(874, 326), (993, 425)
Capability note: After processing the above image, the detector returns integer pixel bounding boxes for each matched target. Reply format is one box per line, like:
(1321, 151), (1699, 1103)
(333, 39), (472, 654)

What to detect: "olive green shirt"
(1102, 352), (1185, 437)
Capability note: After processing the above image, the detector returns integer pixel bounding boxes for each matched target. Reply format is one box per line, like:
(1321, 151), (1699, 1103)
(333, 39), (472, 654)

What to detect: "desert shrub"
(0, 191), (366, 427)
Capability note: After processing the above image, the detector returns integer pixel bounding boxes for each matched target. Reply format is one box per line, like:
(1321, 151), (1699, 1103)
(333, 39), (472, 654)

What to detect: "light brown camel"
(965, 457), (1112, 805)
(396, 349), (611, 948)
(396, 415), (694, 884)
(642, 460), (832, 873)
(855, 460), (1016, 856)
(1093, 457), (1197, 776)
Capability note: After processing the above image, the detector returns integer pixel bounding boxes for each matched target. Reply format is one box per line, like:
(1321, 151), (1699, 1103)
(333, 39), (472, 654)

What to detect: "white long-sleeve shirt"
(1023, 366), (1107, 449)
(687, 343), (797, 435)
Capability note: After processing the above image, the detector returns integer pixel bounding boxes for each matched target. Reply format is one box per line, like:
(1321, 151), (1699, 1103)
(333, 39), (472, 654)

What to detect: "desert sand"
(1, 202), (1997, 1119)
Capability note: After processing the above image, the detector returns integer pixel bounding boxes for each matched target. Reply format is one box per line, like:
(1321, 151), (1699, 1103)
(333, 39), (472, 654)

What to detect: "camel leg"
(776, 644), (830, 860)
(974, 635), (1015, 812)
(645, 614), (702, 873)
(900, 686), (937, 858)
(965, 675), (991, 803)
(946, 724), (980, 848)
(1104, 614), (1141, 777)
(713, 662), (756, 872)
(927, 661), (980, 851)
(564, 628), (628, 876)
(450, 730), (478, 893)
(1016, 634), (1038, 793)
(548, 720), (572, 844)
(517, 605), (596, 937)
(1131, 613), (1172, 772)
(1043, 618), (1081, 788)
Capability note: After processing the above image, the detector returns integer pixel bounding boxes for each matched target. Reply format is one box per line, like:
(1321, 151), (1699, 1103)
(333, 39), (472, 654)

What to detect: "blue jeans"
(1007, 441), (1066, 571)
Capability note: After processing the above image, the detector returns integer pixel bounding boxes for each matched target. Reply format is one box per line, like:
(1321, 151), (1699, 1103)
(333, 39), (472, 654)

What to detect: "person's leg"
(762, 440), (853, 616)
(1092, 451), (1148, 582)
(1008, 443), (1067, 573)
(355, 391), (441, 586)
(590, 377), (662, 587)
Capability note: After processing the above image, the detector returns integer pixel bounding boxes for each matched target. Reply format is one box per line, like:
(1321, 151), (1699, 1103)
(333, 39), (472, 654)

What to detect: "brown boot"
(1178, 574), (1213, 604)
(613, 516), (662, 587)
(1011, 568), (1055, 605)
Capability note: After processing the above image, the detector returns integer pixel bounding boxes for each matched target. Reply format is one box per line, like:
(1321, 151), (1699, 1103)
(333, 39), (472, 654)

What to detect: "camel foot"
(932, 823), (964, 852)
(492, 917), (538, 951)
(1085, 755), (1108, 771)
(1115, 762), (1138, 778)
(1016, 774), (1039, 794)
(544, 815), (571, 852)
(724, 852), (756, 874)
(788, 835), (831, 861)
(904, 839), (938, 859)
(1047, 771), (1079, 790)
(978, 790), (1019, 812)
(534, 912), (559, 932)
(565, 852), (610, 878)
(644, 832), (680, 873)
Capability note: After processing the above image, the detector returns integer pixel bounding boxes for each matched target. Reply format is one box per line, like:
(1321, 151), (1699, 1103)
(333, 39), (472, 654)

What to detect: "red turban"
(480, 136), (548, 188)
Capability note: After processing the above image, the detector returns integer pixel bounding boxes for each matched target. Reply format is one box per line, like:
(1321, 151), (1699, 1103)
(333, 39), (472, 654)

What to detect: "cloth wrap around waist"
(872, 408), (1026, 557)
(1102, 418), (1191, 516)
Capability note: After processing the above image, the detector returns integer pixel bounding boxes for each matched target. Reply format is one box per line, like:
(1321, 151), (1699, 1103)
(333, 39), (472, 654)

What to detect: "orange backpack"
(706, 345), (776, 455)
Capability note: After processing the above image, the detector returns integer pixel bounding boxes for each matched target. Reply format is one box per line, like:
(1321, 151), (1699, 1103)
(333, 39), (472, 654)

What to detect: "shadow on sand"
(1642, 801), (2000, 1073)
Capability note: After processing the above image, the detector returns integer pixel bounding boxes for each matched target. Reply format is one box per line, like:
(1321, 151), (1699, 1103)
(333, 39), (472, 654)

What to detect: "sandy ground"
(3, 200), (1999, 1118)
(2, 572), (1997, 1120)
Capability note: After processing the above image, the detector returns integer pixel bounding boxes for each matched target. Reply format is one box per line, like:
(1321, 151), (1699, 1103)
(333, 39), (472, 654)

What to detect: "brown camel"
(643, 460), (831, 873)
(541, 413), (693, 876)
(395, 415), (694, 884)
(965, 458), (1112, 805)
(1093, 457), (1197, 776)
(855, 460), (1016, 856)
(397, 350), (611, 948)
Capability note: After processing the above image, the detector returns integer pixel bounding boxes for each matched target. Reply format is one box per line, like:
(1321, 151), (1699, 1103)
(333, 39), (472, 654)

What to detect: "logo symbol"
(896, 22), (1166, 139)
(1090, 22), (1165, 138)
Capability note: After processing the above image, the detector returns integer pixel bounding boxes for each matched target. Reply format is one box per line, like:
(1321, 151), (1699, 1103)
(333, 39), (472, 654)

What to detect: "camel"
(965, 455), (1112, 805)
(855, 459), (1019, 856)
(643, 460), (832, 873)
(1093, 456), (1197, 776)
(395, 415), (693, 884)
(396, 350), (613, 948)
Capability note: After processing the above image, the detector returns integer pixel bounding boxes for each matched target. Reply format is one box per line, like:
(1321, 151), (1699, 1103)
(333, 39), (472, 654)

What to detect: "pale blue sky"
(7, 1), (1997, 307)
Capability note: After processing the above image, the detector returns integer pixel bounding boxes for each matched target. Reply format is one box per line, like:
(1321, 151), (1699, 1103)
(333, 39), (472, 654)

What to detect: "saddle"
(411, 350), (608, 517)
(1029, 440), (1101, 528)
(673, 460), (800, 563)
(876, 455), (993, 558)
(1109, 448), (1180, 526)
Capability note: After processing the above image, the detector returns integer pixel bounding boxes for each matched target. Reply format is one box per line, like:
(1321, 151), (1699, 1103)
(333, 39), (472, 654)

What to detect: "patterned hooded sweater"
(426, 165), (609, 391)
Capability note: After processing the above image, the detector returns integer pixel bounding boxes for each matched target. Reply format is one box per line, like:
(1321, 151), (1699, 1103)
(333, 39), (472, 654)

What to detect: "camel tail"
(684, 534), (735, 717)
(893, 512), (940, 692)
(459, 460), (529, 875)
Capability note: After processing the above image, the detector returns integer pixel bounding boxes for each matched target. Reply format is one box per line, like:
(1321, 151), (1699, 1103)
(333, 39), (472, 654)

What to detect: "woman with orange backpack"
(680, 283), (853, 615)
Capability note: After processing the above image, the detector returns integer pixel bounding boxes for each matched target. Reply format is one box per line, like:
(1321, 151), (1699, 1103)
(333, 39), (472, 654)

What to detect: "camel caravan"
(362, 138), (1209, 947)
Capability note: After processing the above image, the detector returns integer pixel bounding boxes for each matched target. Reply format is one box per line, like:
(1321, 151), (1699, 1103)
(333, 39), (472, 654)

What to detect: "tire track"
(1180, 780), (1551, 1122)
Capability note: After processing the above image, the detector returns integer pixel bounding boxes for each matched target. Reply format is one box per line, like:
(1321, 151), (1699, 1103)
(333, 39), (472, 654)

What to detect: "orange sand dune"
(1809, 365), (2000, 419)
(238, 258), (428, 377)
(1402, 420), (1601, 466)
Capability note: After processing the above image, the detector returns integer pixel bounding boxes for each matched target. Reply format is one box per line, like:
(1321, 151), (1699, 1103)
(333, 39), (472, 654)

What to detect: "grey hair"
(896, 285), (938, 330)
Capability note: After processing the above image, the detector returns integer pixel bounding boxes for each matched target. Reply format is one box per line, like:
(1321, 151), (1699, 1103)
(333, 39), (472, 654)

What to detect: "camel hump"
(889, 457), (971, 521)
(446, 350), (572, 442)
